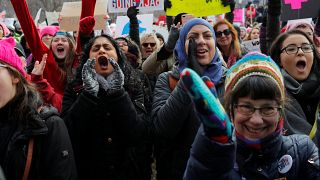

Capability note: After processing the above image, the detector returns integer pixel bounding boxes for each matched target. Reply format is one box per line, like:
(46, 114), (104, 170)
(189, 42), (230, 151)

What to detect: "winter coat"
(61, 67), (152, 179)
(152, 67), (225, 180)
(1, 106), (77, 180)
(184, 125), (320, 180)
(142, 46), (176, 76)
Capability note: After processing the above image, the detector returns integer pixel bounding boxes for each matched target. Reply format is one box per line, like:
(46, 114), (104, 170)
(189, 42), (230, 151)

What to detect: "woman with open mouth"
(270, 29), (320, 146)
(61, 34), (150, 180)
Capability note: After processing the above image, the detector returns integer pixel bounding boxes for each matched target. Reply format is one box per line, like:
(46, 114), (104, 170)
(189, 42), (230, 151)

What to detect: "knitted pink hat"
(40, 25), (60, 38)
(0, 37), (26, 77)
(0, 22), (10, 36)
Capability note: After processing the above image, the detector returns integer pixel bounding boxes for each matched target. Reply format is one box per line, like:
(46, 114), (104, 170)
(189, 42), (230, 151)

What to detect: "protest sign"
(60, 0), (108, 31)
(233, 8), (244, 25)
(115, 14), (153, 37)
(281, 0), (320, 21)
(3, 18), (14, 28)
(46, 11), (60, 25)
(108, 0), (164, 13)
(152, 25), (168, 41)
(242, 39), (261, 53)
(166, 0), (230, 17)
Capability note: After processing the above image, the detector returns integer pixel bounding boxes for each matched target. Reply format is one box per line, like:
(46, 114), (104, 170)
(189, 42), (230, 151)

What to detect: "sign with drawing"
(281, 0), (320, 21)
(115, 14), (153, 37)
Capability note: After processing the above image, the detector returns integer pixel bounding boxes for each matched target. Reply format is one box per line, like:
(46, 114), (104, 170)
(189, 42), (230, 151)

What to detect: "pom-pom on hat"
(0, 37), (26, 77)
(225, 52), (285, 99)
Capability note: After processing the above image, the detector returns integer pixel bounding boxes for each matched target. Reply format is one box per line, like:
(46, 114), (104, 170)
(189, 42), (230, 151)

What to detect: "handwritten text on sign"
(166, 0), (230, 17)
(108, 0), (164, 13)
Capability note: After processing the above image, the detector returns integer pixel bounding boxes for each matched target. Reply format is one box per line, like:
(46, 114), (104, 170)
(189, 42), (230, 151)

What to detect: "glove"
(164, 0), (172, 12)
(79, 16), (95, 36)
(82, 59), (99, 96)
(187, 38), (204, 76)
(181, 68), (233, 143)
(97, 58), (124, 96)
(221, 0), (235, 11)
(164, 25), (180, 51)
(268, 0), (281, 16)
(127, 6), (139, 19)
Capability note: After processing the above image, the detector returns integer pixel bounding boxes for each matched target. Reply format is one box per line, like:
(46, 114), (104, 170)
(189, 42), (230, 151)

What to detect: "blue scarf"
(174, 18), (222, 85)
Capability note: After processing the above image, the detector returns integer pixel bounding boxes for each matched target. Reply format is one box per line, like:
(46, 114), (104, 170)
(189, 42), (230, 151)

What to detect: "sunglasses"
(142, 43), (156, 48)
(215, 29), (231, 37)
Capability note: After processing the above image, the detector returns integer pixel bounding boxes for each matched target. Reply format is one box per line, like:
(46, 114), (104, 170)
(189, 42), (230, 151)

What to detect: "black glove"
(97, 58), (124, 96)
(164, 0), (172, 12)
(164, 25), (180, 51)
(221, 0), (235, 11)
(127, 6), (139, 19)
(187, 38), (204, 76)
(268, 0), (281, 16)
(82, 59), (99, 96)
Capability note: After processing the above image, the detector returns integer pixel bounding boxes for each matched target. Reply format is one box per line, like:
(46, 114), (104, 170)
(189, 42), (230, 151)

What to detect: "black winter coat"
(62, 82), (152, 180)
(152, 68), (225, 180)
(1, 106), (77, 180)
(184, 125), (320, 180)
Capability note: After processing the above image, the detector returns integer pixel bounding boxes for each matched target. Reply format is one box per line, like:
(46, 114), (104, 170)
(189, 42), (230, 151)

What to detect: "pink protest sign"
(233, 8), (244, 23)
(284, 0), (308, 9)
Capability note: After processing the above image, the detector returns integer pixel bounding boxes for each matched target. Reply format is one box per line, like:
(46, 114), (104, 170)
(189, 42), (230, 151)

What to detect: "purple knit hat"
(0, 37), (26, 77)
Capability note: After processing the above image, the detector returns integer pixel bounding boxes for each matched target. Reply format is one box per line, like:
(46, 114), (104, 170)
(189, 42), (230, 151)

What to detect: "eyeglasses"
(117, 42), (128, 47)
(142, 43), (156, 48)
(234, 104), (281, 117)
(281, 44), (314, 55)
(215, 29), (231, 38)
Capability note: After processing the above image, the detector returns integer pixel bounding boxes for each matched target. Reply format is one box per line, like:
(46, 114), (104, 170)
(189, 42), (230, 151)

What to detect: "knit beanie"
(286, 19), (314, 32)
(40, 26), (60, 38)
(225, 52), (285, 99)
(0, 22), (10, 37)
(0, 37), (26, 77)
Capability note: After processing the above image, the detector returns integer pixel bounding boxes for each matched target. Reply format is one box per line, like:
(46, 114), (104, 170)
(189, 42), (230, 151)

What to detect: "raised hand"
(32, 53), (47, 76)
(181, 68), (233, 142)
(187, 38), (204, 76)
(97, 58), (124, 96)
(82, 59), (99, 96)
(79, 16), (95, 35)
(127, 6), (139, 19)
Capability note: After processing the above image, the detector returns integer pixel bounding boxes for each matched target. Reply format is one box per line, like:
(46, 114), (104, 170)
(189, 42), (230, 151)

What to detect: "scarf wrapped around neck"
(174, 18), (223, 85)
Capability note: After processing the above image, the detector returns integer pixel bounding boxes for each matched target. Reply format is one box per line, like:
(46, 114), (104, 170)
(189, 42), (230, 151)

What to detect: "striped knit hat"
(225, 52), (285, 99)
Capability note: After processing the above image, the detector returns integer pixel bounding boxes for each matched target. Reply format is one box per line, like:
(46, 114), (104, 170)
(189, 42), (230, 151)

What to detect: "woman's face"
(216, 24), (232, 48)
(280, 34), (314, 81)
(185, 25), (216, 65)
(141, 36), (157, 59)
(0, 64), (19, 109)
(116, 39), (128, 53)
(51, 35), (70, 61)
(233, 96), (280, 141)
(296, 26), (314, 42)
(240, 29), (246, 39)
(42, 34), (53, 48)
(89, 37), (118, 77)
(250, 28), (260, 40)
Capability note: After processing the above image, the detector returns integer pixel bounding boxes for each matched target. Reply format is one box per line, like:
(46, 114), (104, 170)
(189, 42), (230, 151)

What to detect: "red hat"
(0, 37), (26, 77)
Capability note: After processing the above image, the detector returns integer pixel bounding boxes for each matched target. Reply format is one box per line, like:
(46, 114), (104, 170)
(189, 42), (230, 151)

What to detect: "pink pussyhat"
(0, 37), (26, 77)
(40, 25), (60, 38)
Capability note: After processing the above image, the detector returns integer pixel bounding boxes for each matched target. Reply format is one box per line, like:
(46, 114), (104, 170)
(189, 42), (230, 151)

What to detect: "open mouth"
(245, 125), (266, 134)
(296, 60), (306, 71)
(98, 56), (108, 68)
(197, 49), (208, 55)
(57, 47), (65, 54)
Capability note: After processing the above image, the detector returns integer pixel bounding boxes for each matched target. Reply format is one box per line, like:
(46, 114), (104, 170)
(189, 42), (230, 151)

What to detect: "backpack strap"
(23, 138), (34, 180)
(168, 73), (179, 92)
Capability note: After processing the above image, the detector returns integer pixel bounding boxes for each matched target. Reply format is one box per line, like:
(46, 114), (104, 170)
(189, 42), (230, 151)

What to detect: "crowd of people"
(0, 0), (320, 179)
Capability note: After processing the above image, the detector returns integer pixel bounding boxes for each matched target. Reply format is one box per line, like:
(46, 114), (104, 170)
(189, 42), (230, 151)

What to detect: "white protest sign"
(115, 14), (153, 37)
(108, 0), (164, 13)
(152, 25), (168, 41)
(46, 11), (60, 25)
(242, 39), (261, 53)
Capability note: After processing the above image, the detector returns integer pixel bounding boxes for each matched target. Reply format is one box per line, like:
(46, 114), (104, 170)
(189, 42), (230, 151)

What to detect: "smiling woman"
(183, 52), (319, 180)
(270, 29), (320, 146)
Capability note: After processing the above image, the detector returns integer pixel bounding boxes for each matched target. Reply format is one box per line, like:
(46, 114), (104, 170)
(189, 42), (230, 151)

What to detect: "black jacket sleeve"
(129, 16), (140, 47)
(151, 72), (193, 139)
(266, 0), (281, 52)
